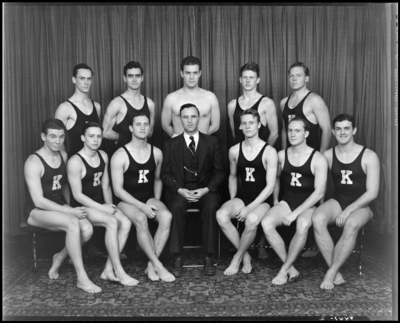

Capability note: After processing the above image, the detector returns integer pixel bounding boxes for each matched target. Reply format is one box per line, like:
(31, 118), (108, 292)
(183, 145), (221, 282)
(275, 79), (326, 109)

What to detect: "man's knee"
(216, 208), (230, 226)
(158, 210), (172, 228)
(343, 217), (363, 235)
(312, 211), (328, 230)
(118, 213), (132, 231)
(133, 212), (149, 229)
(245, 213), (261, 231)
(261, 215), (275, 233)
(296, 217), (312, 234)
(66, 216), (81, 232)
(80, 221), (93, 238)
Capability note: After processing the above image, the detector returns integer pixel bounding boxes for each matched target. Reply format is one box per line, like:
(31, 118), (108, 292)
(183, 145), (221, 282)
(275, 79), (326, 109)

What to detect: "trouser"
(166, 191), (220, 255)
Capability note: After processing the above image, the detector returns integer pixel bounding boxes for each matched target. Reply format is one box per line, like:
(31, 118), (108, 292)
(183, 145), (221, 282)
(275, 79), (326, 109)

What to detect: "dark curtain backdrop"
(4, 4), (395, 235)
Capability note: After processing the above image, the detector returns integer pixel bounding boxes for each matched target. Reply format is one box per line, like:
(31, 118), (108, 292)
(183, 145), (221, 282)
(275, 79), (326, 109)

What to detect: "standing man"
(67, 121), (138, 286)
(24, 118), (100, 294)
(161, 104), (225, 277)
(261, 117), (328, 285)
(102, 61), (155, 149)
(312, 114), (379, 290)
(280, 62), (331, 258)
(161, 56), (220, 137)
(227, 62), (279, 259)
(217, 109), (277, 275)
(111, 111), (175, 282)
(55, 63), (101, 157)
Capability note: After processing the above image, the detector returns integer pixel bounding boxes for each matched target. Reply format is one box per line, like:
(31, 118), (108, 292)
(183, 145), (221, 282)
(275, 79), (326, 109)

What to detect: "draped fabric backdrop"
(3, 4), (396, 235)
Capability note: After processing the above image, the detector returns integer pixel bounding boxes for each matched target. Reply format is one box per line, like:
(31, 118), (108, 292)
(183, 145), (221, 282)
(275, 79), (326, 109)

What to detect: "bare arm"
(100, 151), (113, 205)
(147, 98), (156, 138)
(263, 99), (279, 147)
(311, 95), (331, 152)
(153, 148), (163, 200)
(246, 146), (278, 210)
(111, 150), (146, 209)
(67, 155), (109, 212)
(280, 98), (288, 150)
(273, 150), (284, 204)
(291, 152), (328, 218)
(208, 92), (220, 135)
(343, 150), (380, 213)
(161, 94), (175, 137)
(102, 98), (121, 141)
(228, 145), (239, 200)
(227, 100), (236, 139)
(55, 102), (70, 152)
(24, 155), (68, 213)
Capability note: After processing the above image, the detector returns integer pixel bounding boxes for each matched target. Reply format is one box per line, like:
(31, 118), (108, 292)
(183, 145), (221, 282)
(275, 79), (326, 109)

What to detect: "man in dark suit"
(161, 103), (225, 277)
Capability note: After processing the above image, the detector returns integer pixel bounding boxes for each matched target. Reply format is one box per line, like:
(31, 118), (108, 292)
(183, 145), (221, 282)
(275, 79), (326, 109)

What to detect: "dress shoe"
(203, 256), (216, 276)
(171, 257), (183, 277)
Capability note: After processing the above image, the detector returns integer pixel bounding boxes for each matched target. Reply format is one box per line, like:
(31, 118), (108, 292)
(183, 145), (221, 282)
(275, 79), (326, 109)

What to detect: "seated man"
(24, 118), (100, 294)
(67, 121), (138, 286)
(312, 114), (379, 290)
(111, 111), (175, 282)
(217, 109), (277, 275)
(161, 103), (225, 277)
(261, 116), (327, 285)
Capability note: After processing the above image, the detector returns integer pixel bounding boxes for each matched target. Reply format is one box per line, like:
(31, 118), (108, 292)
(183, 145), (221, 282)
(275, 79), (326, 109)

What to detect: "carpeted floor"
(2, 229), (394, 320)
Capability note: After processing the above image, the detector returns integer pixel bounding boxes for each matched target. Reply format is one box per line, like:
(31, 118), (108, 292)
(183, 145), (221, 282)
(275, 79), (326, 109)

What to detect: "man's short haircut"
(81, 121), (103, 136)
(240, 108), (261, 123)
(288, 62), (310, 77)
(73, 63), (93, 78)
(332, 114), (356, 128)
(124, 61), (144, 76)
(180, 56), (202, 71)
(288, 116), (311, 132)
(129, 110), (150, 125)
(240, 62), (260, 78)
(179, 103), (200, 116)
(42, 118), (67, 135)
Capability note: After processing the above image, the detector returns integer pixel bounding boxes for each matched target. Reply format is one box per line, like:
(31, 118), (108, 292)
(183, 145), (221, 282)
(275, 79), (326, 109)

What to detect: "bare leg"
(28, 210), (101, 294)
(273, 208), (314, 285)
(217, 199), (251, 276)
(119, 201), (175, 282)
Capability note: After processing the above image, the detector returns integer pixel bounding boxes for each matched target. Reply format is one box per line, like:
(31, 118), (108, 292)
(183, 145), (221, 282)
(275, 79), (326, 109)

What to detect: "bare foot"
(100, 270), (120, 282)
(288, 266), (300, 282)
(48, 253), (64, 279)
(77, 278), (102, 294)
(154, 264), (175, 282)
(115, 270), (139, 286)
(241, 253), (252, 274)
(320, 269), (336, 290)
(224, 257), (241, 276)
(301, 249), (320, 258)
(334, 271), (346, 285)
(272, 268), (288, 285)
(258, 247), (269, 260)
(145, 262), (160, 281)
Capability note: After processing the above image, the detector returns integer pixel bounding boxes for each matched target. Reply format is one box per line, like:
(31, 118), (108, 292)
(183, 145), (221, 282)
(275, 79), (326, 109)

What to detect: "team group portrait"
(3, 3), (397, 320)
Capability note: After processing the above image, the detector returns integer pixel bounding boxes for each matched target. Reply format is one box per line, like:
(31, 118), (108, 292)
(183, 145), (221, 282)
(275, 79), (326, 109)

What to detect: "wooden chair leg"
(358, 227), (364, 276)
(32, 232), (38, 273)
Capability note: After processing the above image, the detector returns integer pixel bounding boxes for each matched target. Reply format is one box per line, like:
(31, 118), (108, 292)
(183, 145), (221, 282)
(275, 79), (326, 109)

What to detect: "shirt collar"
(183, 131), (199, 148)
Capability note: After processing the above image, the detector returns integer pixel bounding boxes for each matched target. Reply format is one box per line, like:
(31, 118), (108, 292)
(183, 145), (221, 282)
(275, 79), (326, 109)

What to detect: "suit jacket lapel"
(174, 135), (185, 182)
(197, 133), (207, 173)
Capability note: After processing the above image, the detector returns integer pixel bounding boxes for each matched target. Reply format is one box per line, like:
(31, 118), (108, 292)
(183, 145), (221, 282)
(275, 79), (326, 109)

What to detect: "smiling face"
(333, 120), (357, 145)
(180, 106), (200, 135)
(129, 115), (150, 139)
(41, 129), (66, 152)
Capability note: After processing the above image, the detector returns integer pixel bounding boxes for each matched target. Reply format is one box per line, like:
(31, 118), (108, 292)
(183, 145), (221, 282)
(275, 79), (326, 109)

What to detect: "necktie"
(189, 136), (196, 155)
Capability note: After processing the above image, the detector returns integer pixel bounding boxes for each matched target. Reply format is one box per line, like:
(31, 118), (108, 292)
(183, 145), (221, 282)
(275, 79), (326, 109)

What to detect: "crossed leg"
(217, 198), (270, 275)
(313, 199), (372, 290)
(83, 207), (138, 286)
(118, 200), (175, 282)
(261, 201), (311, 285)
(27, 209), (101, 294)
